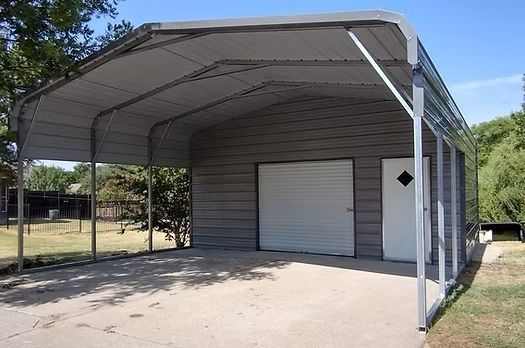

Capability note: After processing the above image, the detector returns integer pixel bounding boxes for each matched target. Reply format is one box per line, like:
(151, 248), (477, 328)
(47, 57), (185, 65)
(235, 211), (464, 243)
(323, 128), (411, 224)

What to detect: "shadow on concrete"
(258, 250), (439, 280)
(0, 248), (438, 309)
(0, 249), (289, 308)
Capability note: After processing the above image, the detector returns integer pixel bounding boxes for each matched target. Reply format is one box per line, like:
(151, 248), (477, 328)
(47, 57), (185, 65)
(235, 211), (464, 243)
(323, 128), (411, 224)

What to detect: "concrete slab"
(0, 308), (40, 340)
(0, 249), (439, 347)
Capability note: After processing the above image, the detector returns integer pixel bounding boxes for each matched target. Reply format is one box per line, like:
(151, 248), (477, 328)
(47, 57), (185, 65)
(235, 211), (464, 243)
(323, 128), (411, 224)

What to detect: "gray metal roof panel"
(11, 10), (472, 167)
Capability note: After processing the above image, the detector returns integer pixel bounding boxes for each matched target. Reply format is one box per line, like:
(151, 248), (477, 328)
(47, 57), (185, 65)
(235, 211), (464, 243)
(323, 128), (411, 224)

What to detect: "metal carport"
(10, 10), (478, 331)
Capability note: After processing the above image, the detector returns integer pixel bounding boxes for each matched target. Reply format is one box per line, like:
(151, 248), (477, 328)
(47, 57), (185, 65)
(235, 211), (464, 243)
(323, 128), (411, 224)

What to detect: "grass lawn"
(427, 241), (525, 347)
(0, 220), (179, 274)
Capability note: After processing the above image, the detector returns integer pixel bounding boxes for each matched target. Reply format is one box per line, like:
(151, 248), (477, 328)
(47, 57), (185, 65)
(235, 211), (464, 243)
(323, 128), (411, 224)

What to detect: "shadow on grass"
(430, 244), (485, 326)
(0, 250), (146, 276)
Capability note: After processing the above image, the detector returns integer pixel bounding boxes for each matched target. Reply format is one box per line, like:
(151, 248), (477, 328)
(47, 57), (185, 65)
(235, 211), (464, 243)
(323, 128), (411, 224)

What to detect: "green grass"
(428, 242), (525, 347)
(0, 220), (179, 274)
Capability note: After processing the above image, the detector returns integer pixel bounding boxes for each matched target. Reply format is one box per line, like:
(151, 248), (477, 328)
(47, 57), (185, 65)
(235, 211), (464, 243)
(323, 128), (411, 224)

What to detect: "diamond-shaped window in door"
(397, 170), (414, 187)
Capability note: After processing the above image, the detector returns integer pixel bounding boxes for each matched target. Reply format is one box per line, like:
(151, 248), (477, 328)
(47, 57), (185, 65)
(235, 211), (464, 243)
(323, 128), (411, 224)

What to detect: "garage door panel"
(258, 160), (354, 256)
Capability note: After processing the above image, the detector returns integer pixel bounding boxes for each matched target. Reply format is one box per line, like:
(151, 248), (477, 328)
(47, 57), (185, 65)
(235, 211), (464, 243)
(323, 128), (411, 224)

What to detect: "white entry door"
(258, 160), (355, 256)
(382, 157), (431, 262)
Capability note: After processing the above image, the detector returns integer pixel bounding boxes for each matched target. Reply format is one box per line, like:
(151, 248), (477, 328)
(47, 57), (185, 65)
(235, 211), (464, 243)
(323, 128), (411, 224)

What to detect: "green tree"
(510, 111), (525, 149)
(70, 162), (90, 183)
(471, 116), (514, 167)
(113, 166), (191, 247)
(25, 165), (73, 192)
(69, 163), (136, 199)
(522, 73), (524, 111)
(1, 0), (131, 176)
(96, 164), (138, 200)
(472, 105), (525, 222)
(96, 19), (134, 48)
(479, 135), (525, 222)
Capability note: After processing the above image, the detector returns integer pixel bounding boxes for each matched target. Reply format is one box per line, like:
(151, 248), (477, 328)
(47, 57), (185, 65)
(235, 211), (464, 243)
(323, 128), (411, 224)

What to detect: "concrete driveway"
(0, 249), (438, 348)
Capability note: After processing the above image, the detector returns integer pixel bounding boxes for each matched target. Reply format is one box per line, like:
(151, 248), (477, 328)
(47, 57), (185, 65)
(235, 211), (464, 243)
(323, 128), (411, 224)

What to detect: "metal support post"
(412, 63), (427, 331)
(16, 96), (44, 272)
(17, 157), (24, 272)
(90, 128), (97, 260)
(450, 145), (458, 277)
(349, 26), (427, 330)
(148, 136), (153, 252)
(437, 132), (446, 296)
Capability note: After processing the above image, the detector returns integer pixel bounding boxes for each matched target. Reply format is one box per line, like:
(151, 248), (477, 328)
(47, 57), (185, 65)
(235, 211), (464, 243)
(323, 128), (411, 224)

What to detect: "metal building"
(10, 10), (479, 330)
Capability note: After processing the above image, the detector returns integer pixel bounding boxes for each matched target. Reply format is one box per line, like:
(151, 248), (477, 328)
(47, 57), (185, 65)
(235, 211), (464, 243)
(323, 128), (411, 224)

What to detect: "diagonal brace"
(94, 63), (269, 123)
(347, 29), (414, 118)
(19, 95), (45, 157)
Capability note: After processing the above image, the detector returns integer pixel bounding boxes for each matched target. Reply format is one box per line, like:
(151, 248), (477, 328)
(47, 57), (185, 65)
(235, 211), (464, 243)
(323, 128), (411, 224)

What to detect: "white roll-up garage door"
(258, 160), (355, 256)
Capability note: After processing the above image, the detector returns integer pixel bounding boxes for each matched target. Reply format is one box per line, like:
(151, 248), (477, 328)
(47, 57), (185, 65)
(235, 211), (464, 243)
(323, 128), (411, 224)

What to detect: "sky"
(44, 0), (524, 170)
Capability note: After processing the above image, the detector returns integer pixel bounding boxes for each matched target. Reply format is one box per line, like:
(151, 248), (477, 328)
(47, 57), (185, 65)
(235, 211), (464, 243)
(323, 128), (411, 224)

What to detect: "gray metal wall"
(190, 96), (466, 263)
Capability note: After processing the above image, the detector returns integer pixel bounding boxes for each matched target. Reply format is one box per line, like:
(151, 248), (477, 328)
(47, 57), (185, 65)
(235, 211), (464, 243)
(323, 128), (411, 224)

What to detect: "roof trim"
(146, 10), (414, 37)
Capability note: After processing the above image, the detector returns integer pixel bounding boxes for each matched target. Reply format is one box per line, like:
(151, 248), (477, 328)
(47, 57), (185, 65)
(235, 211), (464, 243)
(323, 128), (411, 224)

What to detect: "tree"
(471, 116), (514, 167)
(96, 19), (134, 48)
(522, 73), (524, 111)
(479, 135), (525, 222)
(113, 166), (191, 247)
(96, 164), (138, 200)
(473, 106), (525, 222)
(70, 162), (90, 183)
(510, 111), (525, 149)
(1, 0), (131, 176)
(25, 165), (73, 192)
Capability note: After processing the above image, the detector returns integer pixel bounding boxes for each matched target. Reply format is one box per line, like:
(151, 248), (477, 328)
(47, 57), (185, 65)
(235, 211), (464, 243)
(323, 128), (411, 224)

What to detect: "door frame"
(255, 157), (357, 257)
(380, 156), (433, 263)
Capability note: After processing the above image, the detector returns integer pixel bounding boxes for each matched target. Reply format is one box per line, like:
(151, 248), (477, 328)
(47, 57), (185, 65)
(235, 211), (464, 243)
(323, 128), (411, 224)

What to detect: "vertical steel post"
(17, 157), (24, 272)
(412, 63), (427, 331)
(148, 136), (153, 252)
(348, 27), (427, 330)
(437, 132), (446, 296)
(450, 144), (458, 277)
(16, 96), (44, 272)
(90, 128), (97, 260)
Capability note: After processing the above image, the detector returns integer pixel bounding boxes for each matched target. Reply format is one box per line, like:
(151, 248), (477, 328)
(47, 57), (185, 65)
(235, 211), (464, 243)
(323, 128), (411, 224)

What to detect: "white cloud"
(451, 73), (523, 124)
(451, 73), (523, 93)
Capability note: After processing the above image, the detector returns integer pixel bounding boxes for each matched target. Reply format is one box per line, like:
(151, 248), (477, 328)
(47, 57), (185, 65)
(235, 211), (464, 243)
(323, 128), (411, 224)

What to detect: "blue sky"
(45, 0), (524, 170)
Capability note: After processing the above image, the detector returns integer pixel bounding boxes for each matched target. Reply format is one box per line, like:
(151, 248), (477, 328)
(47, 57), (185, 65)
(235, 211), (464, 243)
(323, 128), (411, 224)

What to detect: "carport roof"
(11, 10), (475, 167)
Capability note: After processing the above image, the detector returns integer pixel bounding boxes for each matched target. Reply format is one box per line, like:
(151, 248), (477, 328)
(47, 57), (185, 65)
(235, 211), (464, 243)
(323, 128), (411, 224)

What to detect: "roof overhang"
(11, 10), (475, 166)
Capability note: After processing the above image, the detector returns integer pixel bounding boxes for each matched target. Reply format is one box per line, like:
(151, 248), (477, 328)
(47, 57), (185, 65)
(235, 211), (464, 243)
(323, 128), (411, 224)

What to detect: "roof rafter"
(91, 63), (269, 128)
(148, 79), (399, 139)
(218, 59), (409, 67)
(149, 82), (269, 136)
(93, 58), (411, 129)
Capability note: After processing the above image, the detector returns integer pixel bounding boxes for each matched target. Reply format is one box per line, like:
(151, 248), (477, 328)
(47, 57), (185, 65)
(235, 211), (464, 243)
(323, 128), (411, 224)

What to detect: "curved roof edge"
(12, 10), (414, 111)
(146, 10), (415, 38)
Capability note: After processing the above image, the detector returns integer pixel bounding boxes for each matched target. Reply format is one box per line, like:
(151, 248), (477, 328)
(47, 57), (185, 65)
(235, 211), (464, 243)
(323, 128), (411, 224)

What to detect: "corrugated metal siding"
(190, 96), (464, 262)
(258, 160), (354, 256)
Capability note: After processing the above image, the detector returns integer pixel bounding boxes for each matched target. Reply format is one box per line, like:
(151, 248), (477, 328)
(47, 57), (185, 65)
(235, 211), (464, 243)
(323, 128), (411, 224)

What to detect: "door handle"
(346, 208), (354, 212)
